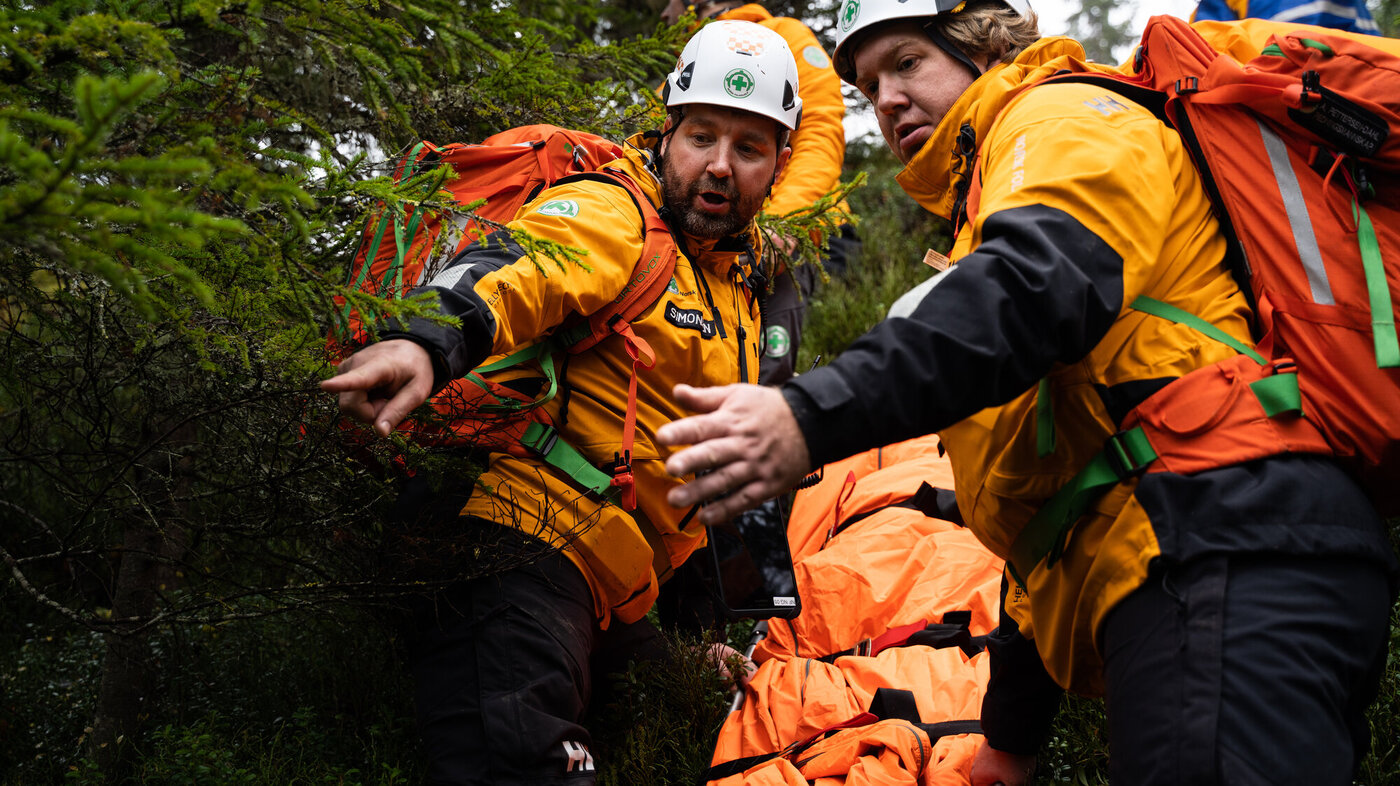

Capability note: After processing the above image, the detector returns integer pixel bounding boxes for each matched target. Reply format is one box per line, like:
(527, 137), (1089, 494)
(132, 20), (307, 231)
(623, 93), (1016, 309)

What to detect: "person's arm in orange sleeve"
(762, 17), (847, 217)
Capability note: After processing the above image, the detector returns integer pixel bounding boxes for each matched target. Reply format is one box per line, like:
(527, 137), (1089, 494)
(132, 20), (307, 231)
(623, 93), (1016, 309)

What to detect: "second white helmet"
(832, 0), (1034, 83)
(664, 20), (803, 132)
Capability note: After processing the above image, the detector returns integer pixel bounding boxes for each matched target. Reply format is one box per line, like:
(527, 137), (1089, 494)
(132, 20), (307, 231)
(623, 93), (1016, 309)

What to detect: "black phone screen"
(705, 500), (801, 619)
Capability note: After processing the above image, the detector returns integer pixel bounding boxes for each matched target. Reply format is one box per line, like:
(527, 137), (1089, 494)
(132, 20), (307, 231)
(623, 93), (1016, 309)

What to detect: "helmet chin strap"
(648, 109), (686, 180)
(921, 20), (986, 81)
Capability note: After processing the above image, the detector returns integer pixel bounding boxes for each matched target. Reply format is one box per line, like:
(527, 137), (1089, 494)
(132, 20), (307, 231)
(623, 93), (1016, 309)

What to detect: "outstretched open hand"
(656, 383), (812, 525)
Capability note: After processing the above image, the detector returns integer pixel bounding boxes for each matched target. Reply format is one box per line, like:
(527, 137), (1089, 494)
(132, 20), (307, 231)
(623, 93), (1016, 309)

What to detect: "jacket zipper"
(730, 262), (759, 384)
(691, 257), (750, 383)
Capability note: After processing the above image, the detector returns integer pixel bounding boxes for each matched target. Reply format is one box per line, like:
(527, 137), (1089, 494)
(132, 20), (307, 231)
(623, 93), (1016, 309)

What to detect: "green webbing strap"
(1005, 426), (1158, 589)
(1355, 200), (1400, 368)
(1249, 373), (1304, 418)
(1301, 38), (1335, 55)
(1131, 296), (1264, 363)
(463, 341), (561, 411)
(1262, 40), (1334, 57)
(340, 142), (430, 336)
(520, 422), (618, 499)
(1132, 296), (1302, 417)
(391, 206), (428, 295)
(1035, 378), (1055, 458)
(338, 210), (395, 336)
(383, 142), (432, 296)
(1009, 295), (1315, 588)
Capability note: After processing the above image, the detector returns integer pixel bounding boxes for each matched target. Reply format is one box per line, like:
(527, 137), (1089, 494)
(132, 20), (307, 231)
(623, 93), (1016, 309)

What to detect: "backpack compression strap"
(700, 689), (983, 783)
(817, 610), (988, 662)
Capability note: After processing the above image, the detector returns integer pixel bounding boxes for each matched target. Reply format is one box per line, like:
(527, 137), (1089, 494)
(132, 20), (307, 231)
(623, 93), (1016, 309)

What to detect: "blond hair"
(933, 1), (1041, 66)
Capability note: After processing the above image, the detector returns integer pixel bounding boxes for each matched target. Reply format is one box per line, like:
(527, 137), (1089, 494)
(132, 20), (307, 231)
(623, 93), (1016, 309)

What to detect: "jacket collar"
(894, 36), (1111, 220)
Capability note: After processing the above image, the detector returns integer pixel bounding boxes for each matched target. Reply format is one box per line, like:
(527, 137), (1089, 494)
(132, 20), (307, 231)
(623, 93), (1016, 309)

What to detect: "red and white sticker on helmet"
(724, 30), (769, 56)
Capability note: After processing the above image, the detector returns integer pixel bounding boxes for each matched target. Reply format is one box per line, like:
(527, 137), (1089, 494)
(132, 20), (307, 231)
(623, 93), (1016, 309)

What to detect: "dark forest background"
(2, 1), (1397, 783)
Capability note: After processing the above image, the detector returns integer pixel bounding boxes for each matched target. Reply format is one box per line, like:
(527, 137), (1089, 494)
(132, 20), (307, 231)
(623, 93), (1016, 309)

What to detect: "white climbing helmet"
(832, 0), (1034, 83)
(664, 20), (803, 131)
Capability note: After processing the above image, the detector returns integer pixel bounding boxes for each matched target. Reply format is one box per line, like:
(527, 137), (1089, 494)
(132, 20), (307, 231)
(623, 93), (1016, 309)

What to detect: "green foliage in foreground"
(0, 0), (682, 780)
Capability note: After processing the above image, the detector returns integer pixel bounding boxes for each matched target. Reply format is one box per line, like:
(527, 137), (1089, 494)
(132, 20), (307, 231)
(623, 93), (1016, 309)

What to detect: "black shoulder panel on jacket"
(786, 203), (1124, 467)
(393, 229), (531, 386)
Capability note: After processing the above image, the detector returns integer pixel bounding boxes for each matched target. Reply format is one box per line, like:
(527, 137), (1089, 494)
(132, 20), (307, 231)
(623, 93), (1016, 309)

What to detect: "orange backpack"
(331, 126), (678, 508)
(1010, 18), (1400, 581)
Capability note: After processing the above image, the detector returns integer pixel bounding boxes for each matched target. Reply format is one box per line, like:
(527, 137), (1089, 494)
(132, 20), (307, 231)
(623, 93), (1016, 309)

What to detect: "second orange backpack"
(1007, 17), (1400, 584)
(1053, 18), (1400, 510)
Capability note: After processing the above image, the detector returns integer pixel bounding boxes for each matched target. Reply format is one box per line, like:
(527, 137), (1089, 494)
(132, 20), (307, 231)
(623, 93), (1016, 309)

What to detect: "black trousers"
(1101, 553), (1392, 785)
(402, 521), (666, 786)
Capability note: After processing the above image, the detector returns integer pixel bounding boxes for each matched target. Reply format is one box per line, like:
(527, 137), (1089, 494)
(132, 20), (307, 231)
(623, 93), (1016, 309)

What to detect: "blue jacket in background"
(1192, 0), (1380, 34)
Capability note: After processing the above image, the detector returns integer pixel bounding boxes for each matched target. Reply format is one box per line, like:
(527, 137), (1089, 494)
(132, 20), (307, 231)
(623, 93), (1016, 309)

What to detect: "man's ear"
(660, 114), (677, 155)
(772, 145), (792, 187)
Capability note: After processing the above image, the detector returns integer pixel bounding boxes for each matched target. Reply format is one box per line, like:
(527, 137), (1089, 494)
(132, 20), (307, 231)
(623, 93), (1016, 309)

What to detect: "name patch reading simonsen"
(665, 302), (717, 338)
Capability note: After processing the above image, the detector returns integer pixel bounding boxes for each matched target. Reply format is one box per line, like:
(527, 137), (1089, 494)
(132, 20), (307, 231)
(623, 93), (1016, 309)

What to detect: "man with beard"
(661, 0), (858, 386)
(322, 20), (797, 786)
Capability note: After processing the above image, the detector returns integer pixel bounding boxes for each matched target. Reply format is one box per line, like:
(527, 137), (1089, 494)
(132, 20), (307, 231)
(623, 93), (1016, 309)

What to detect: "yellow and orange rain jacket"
(781, 22), (1393, 752)
(715, 4), (848, 219)
(386, 134), (764, 628)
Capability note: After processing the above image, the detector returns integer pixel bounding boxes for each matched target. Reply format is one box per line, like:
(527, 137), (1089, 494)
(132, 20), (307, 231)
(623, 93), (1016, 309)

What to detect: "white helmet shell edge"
(664, 20), (803, 132)
(833, 0), (1034, 83)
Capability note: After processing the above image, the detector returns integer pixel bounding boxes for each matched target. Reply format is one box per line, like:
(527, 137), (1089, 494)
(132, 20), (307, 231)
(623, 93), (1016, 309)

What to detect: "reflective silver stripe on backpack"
(1260, 120), (1333, 305)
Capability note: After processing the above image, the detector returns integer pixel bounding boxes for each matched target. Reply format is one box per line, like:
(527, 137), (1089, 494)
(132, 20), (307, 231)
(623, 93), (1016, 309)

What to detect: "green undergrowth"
(2, 610), (420, 785)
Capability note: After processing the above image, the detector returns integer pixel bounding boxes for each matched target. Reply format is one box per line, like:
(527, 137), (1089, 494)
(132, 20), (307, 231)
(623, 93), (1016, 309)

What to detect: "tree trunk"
(85, 421), (193, 778)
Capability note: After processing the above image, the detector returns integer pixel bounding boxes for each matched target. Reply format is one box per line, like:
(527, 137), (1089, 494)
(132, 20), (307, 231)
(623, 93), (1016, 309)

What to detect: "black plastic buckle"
(1103, 430), (1152, 480)
(606, 450), (632, 475)
(531, 425), (560, 457)
(1301, 70), (1323, 104)
(1355, 165), (1374, 198)
(1175, 76), (1200, 95)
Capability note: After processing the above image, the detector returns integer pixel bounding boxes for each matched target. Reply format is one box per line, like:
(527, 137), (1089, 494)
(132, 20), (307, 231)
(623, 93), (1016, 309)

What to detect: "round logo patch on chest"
(764, 325), (792, 358)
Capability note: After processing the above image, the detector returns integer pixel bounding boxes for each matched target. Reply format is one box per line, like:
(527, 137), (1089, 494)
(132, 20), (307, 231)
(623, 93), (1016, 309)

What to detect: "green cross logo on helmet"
(840, 0), (861, 32)
(723, 68), (756, 99)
